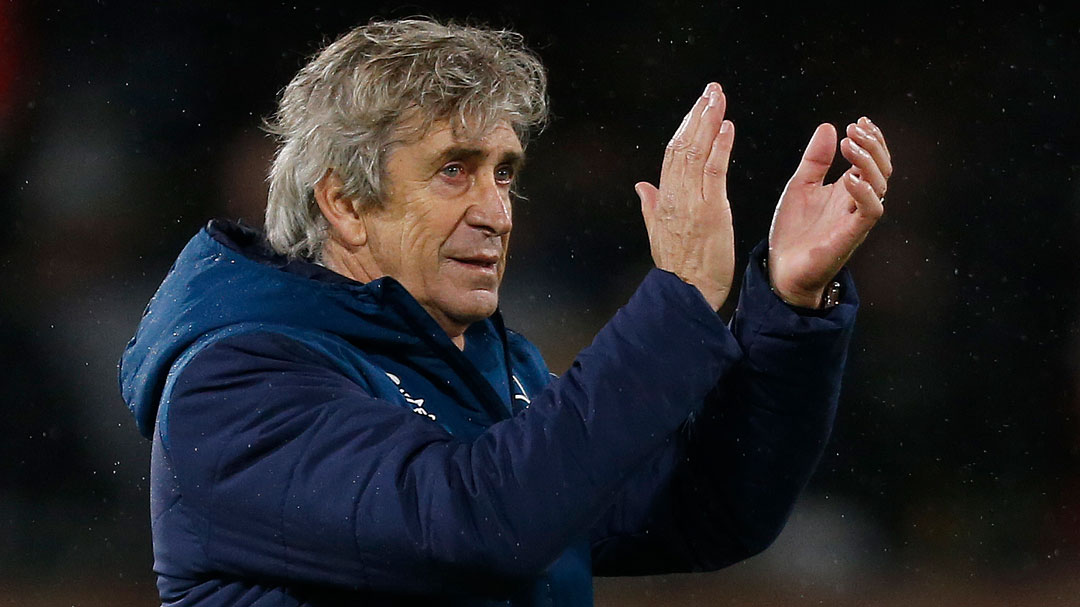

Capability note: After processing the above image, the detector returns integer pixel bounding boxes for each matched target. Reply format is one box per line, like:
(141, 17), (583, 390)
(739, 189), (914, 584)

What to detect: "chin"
(447, 290), (499, 324)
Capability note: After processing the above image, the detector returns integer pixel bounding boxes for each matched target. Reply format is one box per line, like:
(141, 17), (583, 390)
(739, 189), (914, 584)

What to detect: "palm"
(767, 122), (888, 307)
(770, 174), (867, 296)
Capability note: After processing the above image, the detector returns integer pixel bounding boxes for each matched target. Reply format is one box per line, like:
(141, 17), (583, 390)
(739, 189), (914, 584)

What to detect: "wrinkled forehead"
(386, 113), (525, 171)
(391, 107), (525, 150)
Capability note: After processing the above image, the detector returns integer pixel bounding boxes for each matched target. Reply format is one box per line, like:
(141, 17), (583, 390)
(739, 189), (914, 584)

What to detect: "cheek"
(401, 210), (464, 279)
(400, 207), (448, 250)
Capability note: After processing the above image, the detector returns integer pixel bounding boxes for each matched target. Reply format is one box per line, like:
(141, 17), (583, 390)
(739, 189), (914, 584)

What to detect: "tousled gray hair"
(264, 18), (549, 259)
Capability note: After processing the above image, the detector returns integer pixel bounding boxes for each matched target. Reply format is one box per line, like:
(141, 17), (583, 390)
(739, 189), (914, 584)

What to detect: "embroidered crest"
(385, 372), (436, 421)
(512, 375), (531, 406)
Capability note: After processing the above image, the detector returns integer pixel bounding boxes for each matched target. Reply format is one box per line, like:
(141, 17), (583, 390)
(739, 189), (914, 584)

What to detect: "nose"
(465, 176), (512, 236)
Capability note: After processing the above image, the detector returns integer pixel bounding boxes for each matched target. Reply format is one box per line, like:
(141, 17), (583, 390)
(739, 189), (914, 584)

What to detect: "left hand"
(768, 117), (892, 308)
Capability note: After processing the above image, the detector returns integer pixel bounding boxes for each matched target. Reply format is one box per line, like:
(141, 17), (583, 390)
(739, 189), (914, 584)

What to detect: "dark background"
(2, 2), (1079, 605)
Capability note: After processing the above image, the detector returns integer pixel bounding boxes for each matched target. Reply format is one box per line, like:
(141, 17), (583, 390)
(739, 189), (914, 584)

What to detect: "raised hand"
(767, 117), (891, 308)
(635, 82), (736, 311)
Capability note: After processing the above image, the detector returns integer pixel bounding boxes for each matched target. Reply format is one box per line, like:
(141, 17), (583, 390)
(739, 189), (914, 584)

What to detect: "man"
(119, 18), (890, 606)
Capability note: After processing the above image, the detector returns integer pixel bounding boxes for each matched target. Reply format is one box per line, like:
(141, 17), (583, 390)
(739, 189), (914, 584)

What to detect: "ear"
(314, 170), (367, 247)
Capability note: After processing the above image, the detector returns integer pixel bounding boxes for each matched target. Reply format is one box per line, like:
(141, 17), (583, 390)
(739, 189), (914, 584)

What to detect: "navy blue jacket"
(119, 220), (857, 606)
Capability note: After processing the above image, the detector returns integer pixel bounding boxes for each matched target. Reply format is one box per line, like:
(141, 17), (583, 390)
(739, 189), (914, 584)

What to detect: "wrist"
(690, 280), (729, 312)
(662, 267), (730, 312)
(762, 257), (841, 310)
(774, 286), (824, 309)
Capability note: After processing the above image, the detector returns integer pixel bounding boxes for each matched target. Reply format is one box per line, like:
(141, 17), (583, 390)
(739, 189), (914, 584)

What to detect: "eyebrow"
(433, 146), (526, 170)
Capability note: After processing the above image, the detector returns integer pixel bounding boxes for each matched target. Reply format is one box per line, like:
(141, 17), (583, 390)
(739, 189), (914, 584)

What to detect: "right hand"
(635, 82), (735, 311)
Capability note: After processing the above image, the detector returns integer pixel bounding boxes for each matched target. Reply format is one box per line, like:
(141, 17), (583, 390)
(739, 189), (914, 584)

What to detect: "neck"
(320, 239), (468, 350)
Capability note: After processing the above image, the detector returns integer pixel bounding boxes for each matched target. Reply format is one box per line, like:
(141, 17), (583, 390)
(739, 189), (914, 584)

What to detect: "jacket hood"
(118, 220), (444, 439)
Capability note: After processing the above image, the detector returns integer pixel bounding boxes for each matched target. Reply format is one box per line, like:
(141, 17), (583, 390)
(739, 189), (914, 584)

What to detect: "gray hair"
(264, 18), (549, 259)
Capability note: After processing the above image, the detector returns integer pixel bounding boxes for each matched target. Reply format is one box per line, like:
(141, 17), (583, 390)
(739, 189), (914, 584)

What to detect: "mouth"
(448, 254), (500, 274)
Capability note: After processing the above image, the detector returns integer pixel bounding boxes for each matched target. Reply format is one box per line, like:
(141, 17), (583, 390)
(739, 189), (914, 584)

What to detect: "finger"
(660, 107), (695, 178)
(846, 120), (893, 182)
(686, 85), (726, 172)
(703, 120), (735, 204)
(860, 117), (892, 165)
(840, 137), (888, 198)
(790, 123), (838, 186)
(843, 171), (884, 222)
(664, 88), (712, 179)
(682, 85), (727, 202)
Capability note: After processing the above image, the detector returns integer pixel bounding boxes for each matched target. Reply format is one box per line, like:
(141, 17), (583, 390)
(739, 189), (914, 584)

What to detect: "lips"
(448, 252), (500, 267)
(447, 252), (501, 281)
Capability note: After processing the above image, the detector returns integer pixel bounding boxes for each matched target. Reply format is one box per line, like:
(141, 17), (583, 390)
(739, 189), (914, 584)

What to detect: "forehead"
(389, 119), (524, 169)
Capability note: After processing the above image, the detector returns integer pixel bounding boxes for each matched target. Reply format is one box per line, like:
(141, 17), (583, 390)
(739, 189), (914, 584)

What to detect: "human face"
(360, 120), (523, 338)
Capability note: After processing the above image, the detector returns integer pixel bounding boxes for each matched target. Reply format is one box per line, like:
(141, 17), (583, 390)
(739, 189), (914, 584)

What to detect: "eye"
(440, 163), (465, 179)
(495, 164), (516, 185)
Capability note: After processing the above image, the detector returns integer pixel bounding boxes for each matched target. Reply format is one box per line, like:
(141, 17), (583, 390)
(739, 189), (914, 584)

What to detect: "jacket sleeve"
(156, 268), (743, 595)
(590, 241), (857, 575)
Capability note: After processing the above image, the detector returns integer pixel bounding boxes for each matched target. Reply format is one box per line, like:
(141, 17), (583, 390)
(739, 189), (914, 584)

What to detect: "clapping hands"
(637, 83), (891, 311)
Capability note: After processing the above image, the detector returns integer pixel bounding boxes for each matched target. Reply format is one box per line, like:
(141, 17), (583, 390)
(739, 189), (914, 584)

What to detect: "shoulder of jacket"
(156, 324), (380, 446)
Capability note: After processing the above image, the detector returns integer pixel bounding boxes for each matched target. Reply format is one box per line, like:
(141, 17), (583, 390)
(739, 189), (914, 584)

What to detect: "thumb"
(635, 181), (659, 232)
(790, 123), (838, 187)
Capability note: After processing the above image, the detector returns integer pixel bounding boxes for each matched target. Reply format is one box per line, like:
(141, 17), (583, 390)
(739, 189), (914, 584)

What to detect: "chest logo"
(512, 375), (531, 406)
(385, 372), (436, 421)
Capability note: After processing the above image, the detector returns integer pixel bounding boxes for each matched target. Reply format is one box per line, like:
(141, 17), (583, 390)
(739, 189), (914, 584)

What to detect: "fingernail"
(707, 91), (719, 107)
(702, 84), (712, 97)
(719, 120), (731, 134)
(848, 172), (861, 183)
(855, 125), (871, 138)
(851, 140), (869, 156)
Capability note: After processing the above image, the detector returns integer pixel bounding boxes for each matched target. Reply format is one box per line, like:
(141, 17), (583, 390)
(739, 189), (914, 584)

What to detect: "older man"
(120, 18), (890, 607)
